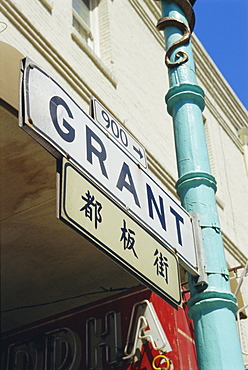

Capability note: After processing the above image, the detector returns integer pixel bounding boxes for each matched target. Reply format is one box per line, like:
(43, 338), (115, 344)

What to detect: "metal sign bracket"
(190, 211), (208, 291)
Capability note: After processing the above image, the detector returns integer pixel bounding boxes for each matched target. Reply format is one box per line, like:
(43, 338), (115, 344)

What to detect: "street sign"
(19, 57), (198, 275)
(90, 97), (147, 169)
(59, 159), (181, 307)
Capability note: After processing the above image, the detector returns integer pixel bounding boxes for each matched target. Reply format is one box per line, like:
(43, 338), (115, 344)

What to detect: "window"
(71, 0), (116, 85)
(72, 0), (100, 55)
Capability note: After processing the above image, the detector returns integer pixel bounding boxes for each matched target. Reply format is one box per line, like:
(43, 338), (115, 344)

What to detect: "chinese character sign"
(60, 161), (181, 307)
(80, 190), (102, 229)
(120, 219), (138, 258)
(154, 249), (169, 284)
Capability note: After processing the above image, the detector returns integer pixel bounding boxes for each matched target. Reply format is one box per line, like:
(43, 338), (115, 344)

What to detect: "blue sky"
(193, 0), (248, 110)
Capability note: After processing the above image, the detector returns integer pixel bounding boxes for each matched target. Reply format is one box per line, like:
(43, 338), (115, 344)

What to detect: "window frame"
(72, 0), (100, 56)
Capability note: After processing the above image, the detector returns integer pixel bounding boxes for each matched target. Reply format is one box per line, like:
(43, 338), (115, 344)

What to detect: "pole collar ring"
(165, 83), (205, 115)
(176, 172), (217, 194)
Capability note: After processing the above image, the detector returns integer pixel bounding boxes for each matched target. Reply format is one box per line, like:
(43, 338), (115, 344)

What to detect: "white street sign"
(59, 159), (181, 307)
(90, 97), (147, 169)
(19, 58), (198, 275)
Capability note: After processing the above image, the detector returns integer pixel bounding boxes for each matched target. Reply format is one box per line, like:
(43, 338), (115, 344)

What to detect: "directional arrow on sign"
(133, 145), (144, 160)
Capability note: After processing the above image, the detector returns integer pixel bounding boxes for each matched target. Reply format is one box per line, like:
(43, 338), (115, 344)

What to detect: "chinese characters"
(154, 249), (169, 284)
(80, 190), (102, 229)
(120, 220), (138, 258)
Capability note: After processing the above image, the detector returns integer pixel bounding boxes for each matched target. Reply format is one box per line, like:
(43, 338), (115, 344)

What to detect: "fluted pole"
(156, 1), (244, 368)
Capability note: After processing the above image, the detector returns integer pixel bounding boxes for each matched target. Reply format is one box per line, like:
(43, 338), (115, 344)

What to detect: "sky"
(193, 0), (248, 111)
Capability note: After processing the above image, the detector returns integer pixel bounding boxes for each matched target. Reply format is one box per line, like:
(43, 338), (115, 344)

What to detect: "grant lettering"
(86, 125), (108, 178)
(146, 183), (166, 231)
(116, 162), (140, 207)
(49, 96), (75, 142)
(170, 207), (184, 246)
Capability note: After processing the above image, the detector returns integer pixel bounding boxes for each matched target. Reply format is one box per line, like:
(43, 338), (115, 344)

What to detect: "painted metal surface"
(158, 0), (245, 369)
(59, 159), (181, 307)
(1, 287), (198, 369)
(19, 57), (197, 274)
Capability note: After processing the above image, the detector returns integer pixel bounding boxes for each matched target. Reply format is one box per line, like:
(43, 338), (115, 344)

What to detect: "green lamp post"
(156, 0), (244, 368)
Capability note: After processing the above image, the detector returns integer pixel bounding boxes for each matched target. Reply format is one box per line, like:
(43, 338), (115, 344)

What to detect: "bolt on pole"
(156, 0), (244, 368)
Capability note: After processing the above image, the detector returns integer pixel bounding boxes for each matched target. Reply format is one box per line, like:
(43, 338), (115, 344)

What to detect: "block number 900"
(101, 110), (128, 148)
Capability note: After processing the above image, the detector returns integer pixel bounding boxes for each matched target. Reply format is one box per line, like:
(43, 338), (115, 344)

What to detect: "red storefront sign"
(1, 286), (197, 369)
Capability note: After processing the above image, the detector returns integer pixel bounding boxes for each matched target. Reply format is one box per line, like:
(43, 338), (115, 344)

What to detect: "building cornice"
(223, 233), (248, 266)
(128, 0), (162, 45)
(146, 152), (178, 198)
(204, 96), (244, 153)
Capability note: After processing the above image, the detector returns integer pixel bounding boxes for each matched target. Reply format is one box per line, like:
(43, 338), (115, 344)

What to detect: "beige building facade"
(1, 0), (248, 367)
